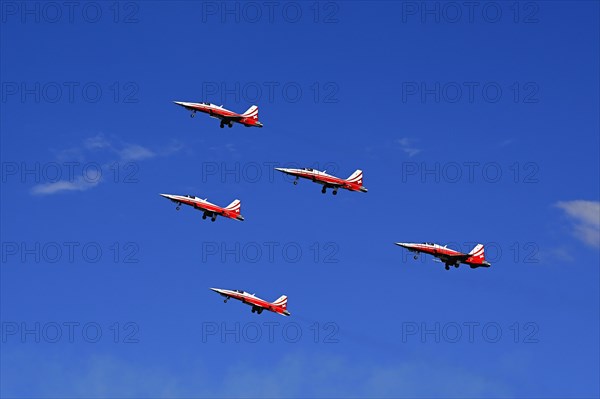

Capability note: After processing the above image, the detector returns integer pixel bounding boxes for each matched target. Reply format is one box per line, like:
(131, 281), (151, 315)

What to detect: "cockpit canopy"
(234, 289), (244, 294)
(304, 168), (314, 171)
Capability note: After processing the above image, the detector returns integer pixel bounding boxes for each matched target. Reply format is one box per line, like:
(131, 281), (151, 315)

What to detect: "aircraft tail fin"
(242, 105), (258, 118)
(272, 295), (288, 309)
(346, 169), (363, 186)
(469, 244), (484, 256)
(225, 199), (241, 215)
(467, 244), (487, 265)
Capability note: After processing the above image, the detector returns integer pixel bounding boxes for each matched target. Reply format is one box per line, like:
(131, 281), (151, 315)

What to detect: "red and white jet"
(395, 242), (491, 270)
(210, 288), (291, 316)
(160, 193), (244, 222)
(173, 101), (263, 129)
(274, 167), (368, 195)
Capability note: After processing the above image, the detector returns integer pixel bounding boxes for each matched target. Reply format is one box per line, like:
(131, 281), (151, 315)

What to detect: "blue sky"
(1, 1), (599, 398)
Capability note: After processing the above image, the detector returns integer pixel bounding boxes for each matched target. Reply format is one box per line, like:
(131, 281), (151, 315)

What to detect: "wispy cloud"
(161, 140), (185, 156)
(84, 134), (112, 150)
(117, 144), (156, 161)
(555, 200), (600, 248)
(31, 134), (182, 196)
(1, 351), (510, 398)
(30, 176), (101, 195)
(83, 133), (157, 161)
(396, 138), (421, 157)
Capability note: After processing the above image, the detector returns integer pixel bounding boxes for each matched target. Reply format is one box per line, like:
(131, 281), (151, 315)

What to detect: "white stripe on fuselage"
(218, 289), (271, 306)
(403, 243), (463, 256)
(280, 168), (345, 184)
(182, 102), (239, 117)
(168, 195), (217, 208)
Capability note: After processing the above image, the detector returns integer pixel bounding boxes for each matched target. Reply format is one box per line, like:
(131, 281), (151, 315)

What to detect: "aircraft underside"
(189, 109), (234, 128)
(410, 250), (488, 270)
(294, 176), (340, 195)
(201, 211), (217, 222)
(318, 183), (339, 195)
(217, 117), (234, 129)
(251, 306), (264, 314)
(171, 200), (218, 222)
(411, 252), (461, 270)
(222, 295), (265, 314)
(439, 256), (463, 270)
(214, 115), (234, 128)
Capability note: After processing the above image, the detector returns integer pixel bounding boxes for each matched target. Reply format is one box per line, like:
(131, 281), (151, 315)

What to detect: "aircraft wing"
(329, 181), (357, 189)
(313, 178), (343, 187)
(328, 181), (344, 187)
(213, 113), (243, 121)
(437, 253), (471, 262)
(192, 203), (222, 216)
(250, 303), (289, 316)
(223, 114), (243, 120)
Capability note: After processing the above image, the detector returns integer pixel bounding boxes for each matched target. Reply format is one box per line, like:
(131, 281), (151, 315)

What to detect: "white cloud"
(84, 134), (112, 150)
(396, 138), (421, 157)
(1, 351), (510, 398)
(30, 176), (101, 195)
(161, 140), (185, 156)
(84, 134), (157, 161)
(118, 144), (156, 161)
(555, 200), (600, 248)
(30, 134), (181, 196)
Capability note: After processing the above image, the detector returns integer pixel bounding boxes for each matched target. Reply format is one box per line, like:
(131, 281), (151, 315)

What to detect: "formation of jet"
(275, 167), (368, 195)
(210, 288), (291, 316)
(160, 193), (244, 222)
(173, 101), (263, 129)
(161, 98), (492, 316)
(395, 242), (491, 270)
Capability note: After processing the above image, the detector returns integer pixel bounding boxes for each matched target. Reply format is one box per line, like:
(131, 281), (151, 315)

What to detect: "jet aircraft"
(173, 101), (263, 128)
(274, 167), (368, 195)
(395, 242), (491, 270)
(160, 193), (244, 222)
(210, 288), (290, 316)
